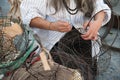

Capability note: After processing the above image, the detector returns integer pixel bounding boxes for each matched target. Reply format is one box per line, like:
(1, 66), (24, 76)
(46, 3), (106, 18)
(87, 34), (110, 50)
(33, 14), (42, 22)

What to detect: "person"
(20, 0), (111, 79)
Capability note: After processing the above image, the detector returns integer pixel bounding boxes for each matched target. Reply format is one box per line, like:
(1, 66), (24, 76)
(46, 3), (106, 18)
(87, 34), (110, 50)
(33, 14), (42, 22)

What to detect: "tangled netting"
(3, 27), (96, 80)
(0, 13), (96, 80)
(1, 0), (120, 80)
(0, 15), (34, 76)
(0, 16), (17, 63)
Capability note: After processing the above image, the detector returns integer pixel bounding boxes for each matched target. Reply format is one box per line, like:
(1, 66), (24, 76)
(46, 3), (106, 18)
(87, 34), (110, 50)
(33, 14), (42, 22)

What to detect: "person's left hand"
(81, 20), (102, 40)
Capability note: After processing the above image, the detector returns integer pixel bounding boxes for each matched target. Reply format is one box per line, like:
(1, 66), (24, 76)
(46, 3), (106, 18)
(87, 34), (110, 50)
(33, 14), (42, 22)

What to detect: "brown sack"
(2, 23), (23, 38)
(4, 61), (83, 80)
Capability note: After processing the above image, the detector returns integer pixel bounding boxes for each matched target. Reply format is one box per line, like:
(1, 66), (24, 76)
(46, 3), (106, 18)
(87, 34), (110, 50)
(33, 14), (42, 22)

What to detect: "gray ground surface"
(0, 0), (10, 16)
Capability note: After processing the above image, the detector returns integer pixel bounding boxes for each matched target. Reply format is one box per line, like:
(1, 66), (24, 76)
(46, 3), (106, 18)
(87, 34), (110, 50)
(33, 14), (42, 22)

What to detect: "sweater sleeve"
(93, 0), (111, 26)
(20, 0), (47, 26)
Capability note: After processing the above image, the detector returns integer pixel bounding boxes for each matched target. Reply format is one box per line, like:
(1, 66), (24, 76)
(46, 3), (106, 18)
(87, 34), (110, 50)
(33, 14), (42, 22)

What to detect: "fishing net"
(0, 14), (40, 79)
(1, 0), (120, 80)
(96, 0), (120, 80)
(0, 10), (87, 80)
(3, 27), (95, 80)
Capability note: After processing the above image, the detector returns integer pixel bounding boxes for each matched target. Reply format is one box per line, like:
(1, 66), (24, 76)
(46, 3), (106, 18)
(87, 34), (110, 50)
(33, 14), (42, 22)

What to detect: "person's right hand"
(50, 20), (72, 32)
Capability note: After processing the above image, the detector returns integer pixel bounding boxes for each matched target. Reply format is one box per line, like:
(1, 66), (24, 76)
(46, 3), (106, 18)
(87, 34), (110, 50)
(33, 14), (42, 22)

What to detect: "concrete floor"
(97, 25), (120, 80)
(0, 0), (10, 16)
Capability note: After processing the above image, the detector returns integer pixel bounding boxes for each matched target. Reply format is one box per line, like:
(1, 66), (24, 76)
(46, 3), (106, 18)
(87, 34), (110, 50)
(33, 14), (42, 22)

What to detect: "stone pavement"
(98, 1), (120, 79)
(112, 0), (120, 15)
(0, 0), (10, 16)
(96, 49), (120, 80)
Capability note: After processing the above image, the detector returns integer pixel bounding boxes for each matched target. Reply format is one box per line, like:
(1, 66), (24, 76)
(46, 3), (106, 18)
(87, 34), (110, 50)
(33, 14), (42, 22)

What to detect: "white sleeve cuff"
(92, 0), (111, 26)
(23, 11), (46, 26)
(20, 0), (47, 26)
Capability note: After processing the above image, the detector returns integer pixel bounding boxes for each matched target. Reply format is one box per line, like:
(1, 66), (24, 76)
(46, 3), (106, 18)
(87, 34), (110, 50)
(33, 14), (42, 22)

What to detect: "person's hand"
(50, 20), (72, 32)
(81, 20), (102, 40)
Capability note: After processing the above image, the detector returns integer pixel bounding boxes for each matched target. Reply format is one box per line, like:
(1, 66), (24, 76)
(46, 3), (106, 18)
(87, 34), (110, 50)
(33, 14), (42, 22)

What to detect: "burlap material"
(2, 23), (23, 38)
(4, 60), (83, 80)
(0, 23), (23, 65)
(0, 21), (40, 78)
